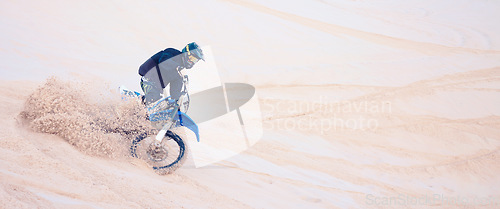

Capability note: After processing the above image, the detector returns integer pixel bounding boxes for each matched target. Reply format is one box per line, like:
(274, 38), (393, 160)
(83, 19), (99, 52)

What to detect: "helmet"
(181, 42), (205, 69)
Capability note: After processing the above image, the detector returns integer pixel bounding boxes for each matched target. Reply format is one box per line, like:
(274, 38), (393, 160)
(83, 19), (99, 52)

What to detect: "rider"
(138, 42), (204, 105)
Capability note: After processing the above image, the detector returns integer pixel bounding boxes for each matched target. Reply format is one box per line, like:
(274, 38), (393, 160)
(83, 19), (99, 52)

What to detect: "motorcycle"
(120, 75), (199, 174)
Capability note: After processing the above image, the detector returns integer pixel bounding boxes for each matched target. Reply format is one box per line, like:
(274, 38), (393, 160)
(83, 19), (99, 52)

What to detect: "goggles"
(187, 53), (199, 64)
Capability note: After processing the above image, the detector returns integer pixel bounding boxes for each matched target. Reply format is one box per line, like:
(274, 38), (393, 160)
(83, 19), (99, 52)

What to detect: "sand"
(1, 0), (500, 208)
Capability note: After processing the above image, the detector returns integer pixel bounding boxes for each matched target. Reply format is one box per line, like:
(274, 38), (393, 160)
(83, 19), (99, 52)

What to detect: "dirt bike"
(120, 75), (199, 174)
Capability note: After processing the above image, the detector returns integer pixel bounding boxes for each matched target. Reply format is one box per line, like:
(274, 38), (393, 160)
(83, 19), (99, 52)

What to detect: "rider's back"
(138, 48), (183, 83)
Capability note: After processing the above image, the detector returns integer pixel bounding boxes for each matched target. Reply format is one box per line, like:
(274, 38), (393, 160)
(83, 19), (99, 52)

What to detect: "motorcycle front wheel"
(131, 130), (186, 175)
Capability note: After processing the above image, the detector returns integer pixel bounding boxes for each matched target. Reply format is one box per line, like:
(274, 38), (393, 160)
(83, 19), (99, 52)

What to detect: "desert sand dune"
(1, 0), (500, 208)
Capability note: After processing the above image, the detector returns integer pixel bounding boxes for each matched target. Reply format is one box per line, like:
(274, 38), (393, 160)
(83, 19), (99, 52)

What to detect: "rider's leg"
(141, 77), (162, 105)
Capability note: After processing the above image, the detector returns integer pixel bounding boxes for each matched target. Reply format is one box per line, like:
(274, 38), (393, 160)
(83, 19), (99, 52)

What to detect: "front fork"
(153, 94), (186, 146)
